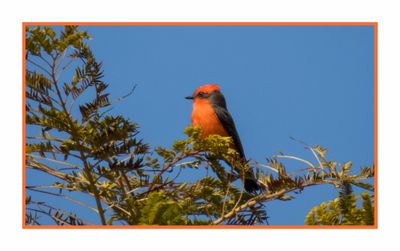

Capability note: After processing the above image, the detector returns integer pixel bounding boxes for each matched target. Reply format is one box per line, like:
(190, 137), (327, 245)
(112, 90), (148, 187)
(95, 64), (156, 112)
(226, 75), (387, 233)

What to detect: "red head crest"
(185, 84), (222, 101)
(193, 84), (221, 96)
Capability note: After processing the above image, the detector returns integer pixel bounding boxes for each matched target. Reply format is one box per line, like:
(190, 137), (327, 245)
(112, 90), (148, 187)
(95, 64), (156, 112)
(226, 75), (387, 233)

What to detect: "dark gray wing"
(213, 106), (246, 159)
(210, 91), (260, 192)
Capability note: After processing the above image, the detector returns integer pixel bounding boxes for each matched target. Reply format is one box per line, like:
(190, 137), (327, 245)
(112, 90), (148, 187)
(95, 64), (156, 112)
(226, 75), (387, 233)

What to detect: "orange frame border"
(22, 22), (378, 229)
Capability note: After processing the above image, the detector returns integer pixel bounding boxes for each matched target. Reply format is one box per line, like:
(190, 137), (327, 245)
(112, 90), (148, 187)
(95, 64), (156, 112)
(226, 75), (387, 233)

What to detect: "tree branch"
(213, 180), (338, 225)
(146, 150), (201, 195)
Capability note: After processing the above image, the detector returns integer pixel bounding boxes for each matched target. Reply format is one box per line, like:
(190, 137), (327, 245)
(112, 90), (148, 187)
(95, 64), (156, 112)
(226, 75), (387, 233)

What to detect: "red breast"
(191, 98), (229, 139)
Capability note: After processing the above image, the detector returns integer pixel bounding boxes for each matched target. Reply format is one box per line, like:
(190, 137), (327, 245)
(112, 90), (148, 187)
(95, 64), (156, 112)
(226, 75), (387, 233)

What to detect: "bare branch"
(27, 153), (83, 170)
(27, 187), (99, 213)
(213, 179), (339, 225)
(26, 58), (52, 77)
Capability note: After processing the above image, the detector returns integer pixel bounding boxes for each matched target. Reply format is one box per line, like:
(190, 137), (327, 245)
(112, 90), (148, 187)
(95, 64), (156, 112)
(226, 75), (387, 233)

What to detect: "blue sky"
(26, 25), (375, 225)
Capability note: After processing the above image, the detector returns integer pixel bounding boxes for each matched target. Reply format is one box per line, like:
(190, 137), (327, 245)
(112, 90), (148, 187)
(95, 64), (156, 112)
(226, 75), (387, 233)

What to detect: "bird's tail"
(241, 158), (260, 193)
(221, 155), (260, 193)
(244, 175), (260, 193)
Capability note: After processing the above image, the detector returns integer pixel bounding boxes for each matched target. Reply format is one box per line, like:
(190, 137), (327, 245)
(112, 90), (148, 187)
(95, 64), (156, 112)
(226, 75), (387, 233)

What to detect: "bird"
(185, 84), (260, 192)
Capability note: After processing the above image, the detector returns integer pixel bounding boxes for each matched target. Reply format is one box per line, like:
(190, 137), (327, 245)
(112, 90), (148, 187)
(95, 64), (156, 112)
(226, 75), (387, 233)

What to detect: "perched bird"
(185, 84), (260, 192)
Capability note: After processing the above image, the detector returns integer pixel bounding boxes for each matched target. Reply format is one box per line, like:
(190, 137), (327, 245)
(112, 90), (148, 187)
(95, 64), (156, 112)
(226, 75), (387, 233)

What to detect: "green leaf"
(139, 191), (188, 225)
(305, 185), (374, 226)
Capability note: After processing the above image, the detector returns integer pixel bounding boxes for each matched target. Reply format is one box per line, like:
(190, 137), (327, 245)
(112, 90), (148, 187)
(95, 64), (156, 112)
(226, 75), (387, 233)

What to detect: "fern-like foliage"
(305, 186), (374, 225)
(25, 26), (149, 226)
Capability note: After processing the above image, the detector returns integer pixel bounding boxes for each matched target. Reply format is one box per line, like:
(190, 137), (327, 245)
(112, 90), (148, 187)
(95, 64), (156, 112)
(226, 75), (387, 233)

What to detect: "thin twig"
(38, 54), (53, 68)
(27, 184), (76, 191)
(309, 147), (323, 169)
(27, 187), (99, 213)
(27, 208), (71, 225)
(27, 201), (93, 225)
(55, 47), (69, 73)
(220, 179), (231, 220)
(103, 203), (132, 217)
(289, 136), (323, 169)
(26, 58), (52, 77)
(272, 154), (315, 169)
(27, 153), (82, 169)
(287, 166), (317, 177)
(27, 159), (75, 181)
(146, 150), (201, 195)
(254, 160), (278, 173)
(232, 164), (246, 213)
(108, 84), (137, 105)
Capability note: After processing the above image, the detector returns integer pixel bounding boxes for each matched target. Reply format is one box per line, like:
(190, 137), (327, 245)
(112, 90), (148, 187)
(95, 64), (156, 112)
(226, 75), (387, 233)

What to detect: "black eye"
(197, 92), (206, 97)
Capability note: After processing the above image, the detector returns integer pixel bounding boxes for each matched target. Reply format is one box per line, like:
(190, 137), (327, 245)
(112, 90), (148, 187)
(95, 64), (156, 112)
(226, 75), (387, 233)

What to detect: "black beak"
(185, 96), (194, 100)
